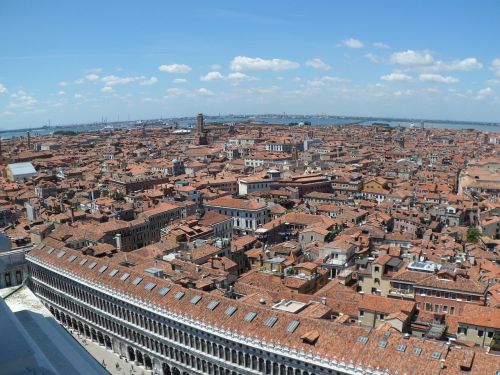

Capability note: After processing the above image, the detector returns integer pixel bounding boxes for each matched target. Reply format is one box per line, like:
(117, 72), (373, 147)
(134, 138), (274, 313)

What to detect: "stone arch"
(104, 335), (112, 349)
(97, 331), (104, 346)
(144, 354), (152, 370)
(127, 346), (135, 362)
(77, 321), (84, 335)
(136, 350), (144, 366)
(84, 324), (91, 338)
(162, 363), (171, 375)
(90, 328), (97, 342)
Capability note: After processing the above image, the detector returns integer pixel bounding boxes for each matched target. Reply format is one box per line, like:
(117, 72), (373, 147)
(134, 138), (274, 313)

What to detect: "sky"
(1, 0), (500, 129)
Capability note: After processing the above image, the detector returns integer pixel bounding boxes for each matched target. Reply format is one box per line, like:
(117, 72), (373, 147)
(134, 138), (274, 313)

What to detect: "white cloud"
(211, 64), (222, 70)
(0, 83), (7, 95)
(491, 58), (500, 77)
(476, 87), (494, 100)
(230, 56), (300, 71)
(307, 76), (347, 87)
(393, 89), (414, 96)
(173, 78), (187, 84)
(380, 72), (413, 82)
(305, 58), (331, 71)
(59, 78), (85, 86)
(365, 53), (380, 63)
(101, 86), (114, 93)
(158, 64), (192, 73)
(165, 88), (185, 97)
(197, 88), (214, 96)
(338, 38), (364, 49)
(440, 58), (482, 71)
(74, 93), (83, 99)
(390, 50), (434, 66)
(200, 71), (225, 81)
(7, 90), (37, 108)
(85, 73), (100, 81)
(419, 73), (459, 83)
(226, 72), (258, 82)
(200, 71), (258, 83)
(57, 91), (65, 96)
(140, 76), (158, 85)
(373, 42), (390, 49)
(101, 75), (144, 86)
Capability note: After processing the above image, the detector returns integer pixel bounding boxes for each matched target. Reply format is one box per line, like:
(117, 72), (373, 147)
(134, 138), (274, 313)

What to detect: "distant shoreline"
(1, 114), (499, 138)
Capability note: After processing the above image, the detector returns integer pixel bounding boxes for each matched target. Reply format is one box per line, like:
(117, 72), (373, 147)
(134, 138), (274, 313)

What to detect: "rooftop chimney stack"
(115, 233), (122, 251)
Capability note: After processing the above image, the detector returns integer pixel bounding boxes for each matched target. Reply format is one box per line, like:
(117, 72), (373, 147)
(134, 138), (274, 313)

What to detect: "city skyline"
(1, 0), (500, 128)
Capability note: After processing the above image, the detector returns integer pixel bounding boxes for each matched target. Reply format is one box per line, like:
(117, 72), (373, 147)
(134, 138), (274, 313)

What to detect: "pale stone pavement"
(67, 328), (154, 375)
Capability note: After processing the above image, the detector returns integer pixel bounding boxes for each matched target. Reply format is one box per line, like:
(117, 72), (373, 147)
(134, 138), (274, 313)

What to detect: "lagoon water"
(1, 116), (499, 139)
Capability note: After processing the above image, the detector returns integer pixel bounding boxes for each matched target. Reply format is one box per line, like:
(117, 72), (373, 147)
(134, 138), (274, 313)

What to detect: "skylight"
(158, 287), (171, 296)
(378, 340), (388, 348)
(264, 316), (278, 327)
(413, 348), (422, 356)
(109, 269), (119, 277)
(88, 261), (97, 270)
(68, 255), (77, 262)
(244, 312), (257, 322)
(190, 295), (202, 305)
(79, 258), (88, 266)
(358, 336), (369, 345)
(287, 320), (300, 333)
(145, 282), (156, 291)
(225, 306), (237, 316)
(132, 277), (143, 286)
(98, 265), (108, 273)
(431, 352), (441, 360)
(174, 291), (185, 300)
(207, 300), (220, 310)
(120, 272), (130, 281)
(396, 344), (406, 352)
(57, 250), (66, 258)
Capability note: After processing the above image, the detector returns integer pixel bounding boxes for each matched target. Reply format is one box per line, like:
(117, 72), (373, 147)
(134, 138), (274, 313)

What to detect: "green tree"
(466, 226), (481, 243)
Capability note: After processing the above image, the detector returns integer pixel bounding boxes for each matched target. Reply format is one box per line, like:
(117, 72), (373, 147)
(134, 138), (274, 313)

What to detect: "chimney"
(115, 233), (122, 251)
(321, 296), (327, 305)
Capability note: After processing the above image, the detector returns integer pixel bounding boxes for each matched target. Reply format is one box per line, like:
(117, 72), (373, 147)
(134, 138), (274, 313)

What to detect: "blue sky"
(1, 0), (500, 129)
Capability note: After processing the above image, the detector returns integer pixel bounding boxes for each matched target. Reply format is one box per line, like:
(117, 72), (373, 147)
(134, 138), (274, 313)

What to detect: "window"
(425, 303), (432, 311)
(379, 314), (384, 320)
(434, 304), (440, 313)
(442, 305), (448, 313)
(450, 306), (455, 315)
(488, 331), (494, 338)
(359, 310), (364, 317)
(478, 330), (484, 337)
(374, 266), (380, 273)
